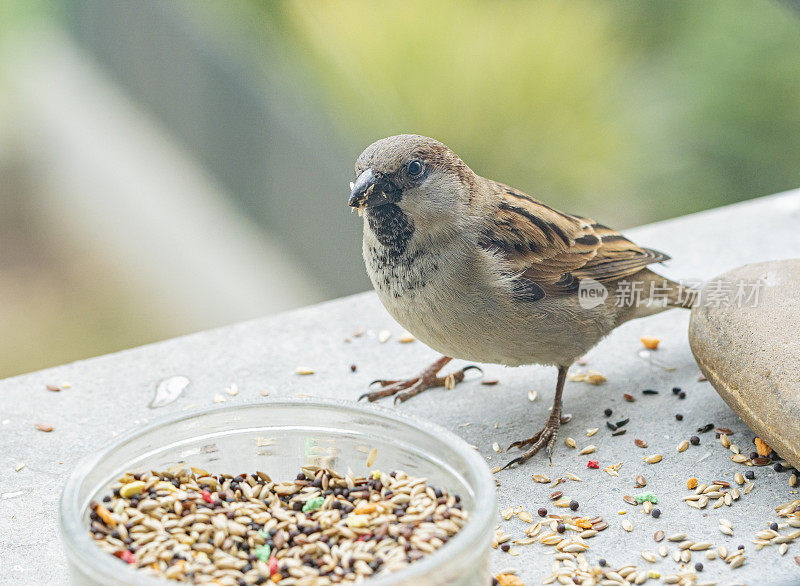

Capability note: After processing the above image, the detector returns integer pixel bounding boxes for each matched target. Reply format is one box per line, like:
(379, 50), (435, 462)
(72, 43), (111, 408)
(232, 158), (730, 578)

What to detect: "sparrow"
(348, 134), (693, 467)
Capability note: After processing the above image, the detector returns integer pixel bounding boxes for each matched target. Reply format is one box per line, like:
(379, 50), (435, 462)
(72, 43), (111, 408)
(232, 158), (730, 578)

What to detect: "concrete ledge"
(1, 189), (800, 584)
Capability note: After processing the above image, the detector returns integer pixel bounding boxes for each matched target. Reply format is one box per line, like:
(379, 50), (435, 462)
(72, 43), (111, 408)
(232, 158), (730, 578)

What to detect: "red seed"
(623, 393), (635, 402)
(46, 384), (61, 392)
(200, 490), (213, 503)
(587, 460), (599, 469)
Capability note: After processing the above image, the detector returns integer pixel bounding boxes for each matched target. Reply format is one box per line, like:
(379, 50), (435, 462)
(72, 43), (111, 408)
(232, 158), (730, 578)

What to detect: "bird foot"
(503, 414), (562, 469)
(358, 362), (481, 404)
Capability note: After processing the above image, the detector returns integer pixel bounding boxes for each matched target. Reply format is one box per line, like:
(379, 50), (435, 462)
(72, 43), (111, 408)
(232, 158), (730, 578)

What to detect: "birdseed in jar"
(88, 465), (468, 584)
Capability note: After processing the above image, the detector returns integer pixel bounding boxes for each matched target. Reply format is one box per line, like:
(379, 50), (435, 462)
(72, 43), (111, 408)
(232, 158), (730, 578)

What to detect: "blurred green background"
(1, 0), (799, 378)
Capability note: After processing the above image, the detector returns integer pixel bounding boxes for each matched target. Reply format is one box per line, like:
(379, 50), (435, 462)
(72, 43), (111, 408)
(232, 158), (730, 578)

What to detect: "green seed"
(254, 544), (271, 562)
(635, 492), (658, 504)
(302, 496), (325, 513)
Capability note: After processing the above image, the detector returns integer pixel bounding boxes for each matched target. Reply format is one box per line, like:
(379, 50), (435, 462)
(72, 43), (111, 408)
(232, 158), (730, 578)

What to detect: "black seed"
(616, 418), (630, 427)
(750, 451), (759, 460)
(599, 558), (607, 567)
(770, 522), (779, 531)
(651, 508), (661, 518)
(612, 428), (627, 436)
(697, 423), (714, 433)
(500, 543), (510, 552)
(675, 414), (683, 421)
(569, 500), (579, 511)
(738, 544), (745, 550)
(604, 408), (613, 417)
(672, 387), (681, 395)
(556, 523), (565, 533)
(538, 507), (547, 517)
(745, 470), (755, 480)
(695, 563), (703, 571)
(642, 389), (658, 395)
(774, 463), (784, 472)
(606, 421), (617, 431)
(690, 436), (700, 445)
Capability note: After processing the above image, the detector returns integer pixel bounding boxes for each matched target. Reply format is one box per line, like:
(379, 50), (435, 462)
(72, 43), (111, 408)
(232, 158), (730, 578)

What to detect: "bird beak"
(348, 168), (390, 209)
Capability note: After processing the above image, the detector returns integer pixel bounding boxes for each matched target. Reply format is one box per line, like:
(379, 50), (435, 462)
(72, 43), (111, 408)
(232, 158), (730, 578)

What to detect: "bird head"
(349, 135), (476, 230)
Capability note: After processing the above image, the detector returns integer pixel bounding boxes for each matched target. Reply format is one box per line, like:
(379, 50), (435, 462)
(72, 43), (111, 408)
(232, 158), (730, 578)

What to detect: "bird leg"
(503, 365), (569, 468)
(358, 356), (482, 404)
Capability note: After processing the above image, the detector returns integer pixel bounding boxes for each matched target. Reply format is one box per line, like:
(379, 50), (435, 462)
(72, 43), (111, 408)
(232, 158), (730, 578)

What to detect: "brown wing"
(479, 182), (670, 296)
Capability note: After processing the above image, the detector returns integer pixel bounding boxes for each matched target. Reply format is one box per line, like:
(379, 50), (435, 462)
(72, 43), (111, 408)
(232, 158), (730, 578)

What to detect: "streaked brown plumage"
(348, 134), (693, 466)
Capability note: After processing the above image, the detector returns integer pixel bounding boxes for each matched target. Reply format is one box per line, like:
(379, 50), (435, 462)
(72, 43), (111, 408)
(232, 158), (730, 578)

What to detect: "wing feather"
(479, 182), (669, 296)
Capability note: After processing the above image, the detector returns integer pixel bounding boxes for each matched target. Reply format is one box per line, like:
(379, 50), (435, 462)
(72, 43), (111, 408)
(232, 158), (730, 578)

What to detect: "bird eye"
(407, 160), (423, 177)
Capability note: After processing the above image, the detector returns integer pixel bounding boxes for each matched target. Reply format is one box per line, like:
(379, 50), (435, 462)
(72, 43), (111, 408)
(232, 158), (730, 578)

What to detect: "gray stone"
(689, 259), (800, 470)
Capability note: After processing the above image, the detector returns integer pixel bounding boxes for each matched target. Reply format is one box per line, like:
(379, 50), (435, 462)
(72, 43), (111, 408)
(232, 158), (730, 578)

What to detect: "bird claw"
(502, 416), (562, 468)
(369, 379), (400, 388)
(460, 365), (483, 377)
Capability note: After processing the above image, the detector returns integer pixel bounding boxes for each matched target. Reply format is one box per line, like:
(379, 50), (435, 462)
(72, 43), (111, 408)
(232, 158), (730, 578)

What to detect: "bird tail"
(665, 278), (699, 309)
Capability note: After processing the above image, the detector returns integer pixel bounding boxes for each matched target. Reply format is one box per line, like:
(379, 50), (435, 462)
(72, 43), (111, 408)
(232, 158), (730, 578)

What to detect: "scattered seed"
(295, 366), (315, 375)
(622, 519), (633, 532)
(398, 333), (415, 343)
(635, 439), (648, 448)
(623, 393), (635, 402)
(697, 423), (714, 433)
(623, 495), (638, 506)
(579, 445), (596, 455)
(654, 530), (665, 542)
(616, 418), (630, 428)
(565, 437), (577, 449)
(607, 421), (618, 431)
(46, 384), (60, 392)
(636, 475), (647, 487)
(643, 454), (662, 464)
(366, 447), (378, 467)
(35, 423), (53, 432)
(604, 408), (613, 417)
(675, 414), (683, 421)
(586, 428), (598, 437)
(677, 440), (690, 453)
(527, 390), (537, 402)
(642, 389), (659, 395)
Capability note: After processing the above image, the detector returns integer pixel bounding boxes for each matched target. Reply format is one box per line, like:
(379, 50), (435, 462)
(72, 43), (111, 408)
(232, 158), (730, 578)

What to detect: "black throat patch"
(366, 203), (415, 257)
